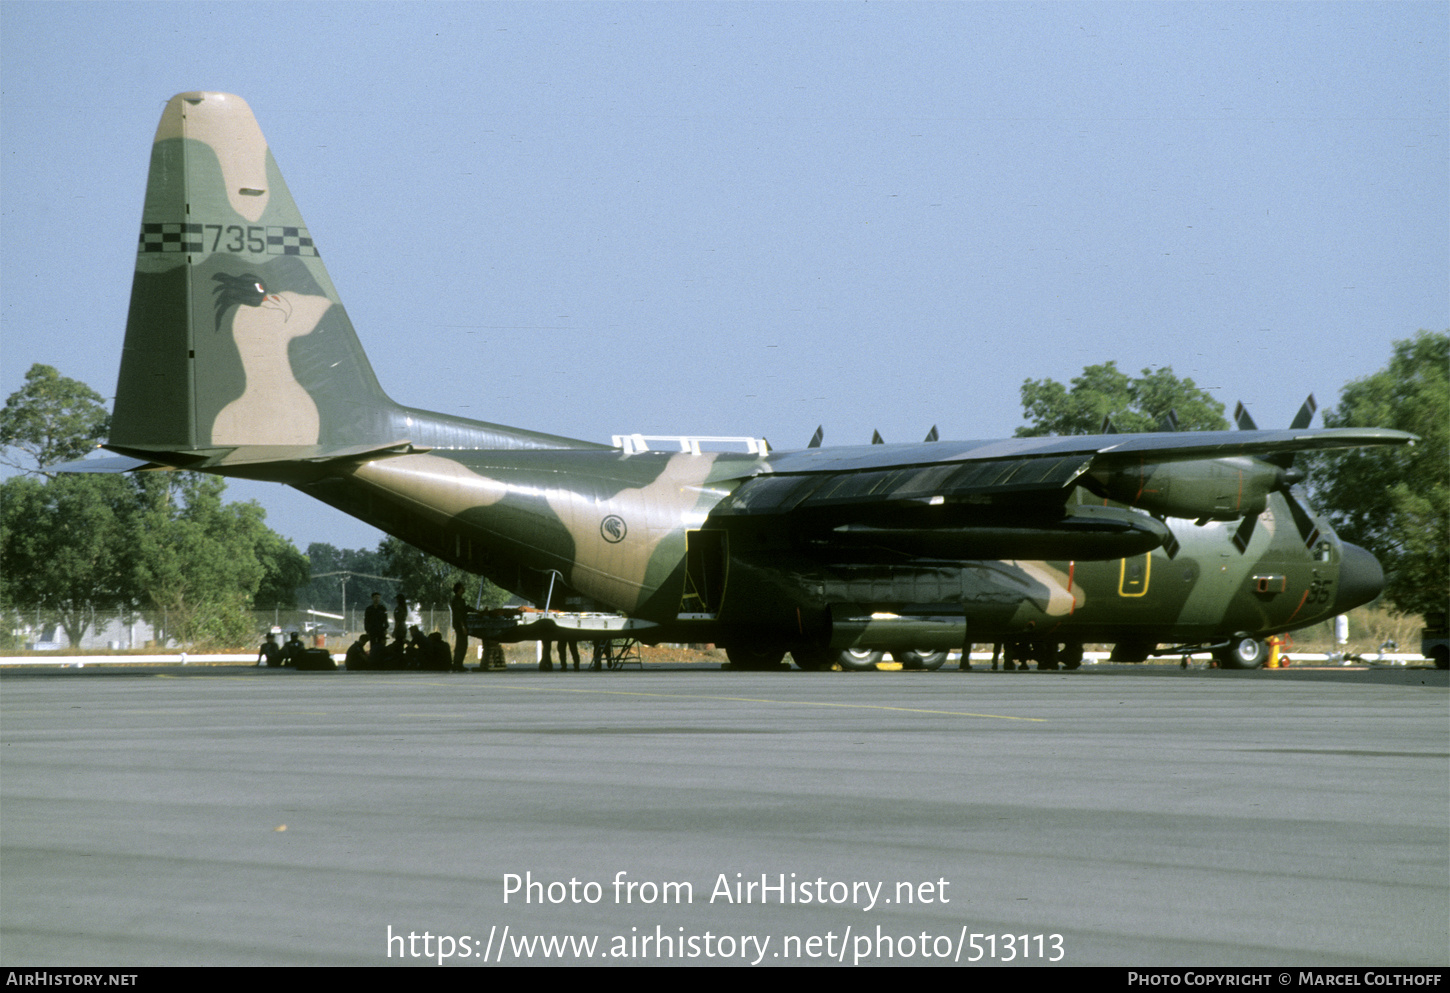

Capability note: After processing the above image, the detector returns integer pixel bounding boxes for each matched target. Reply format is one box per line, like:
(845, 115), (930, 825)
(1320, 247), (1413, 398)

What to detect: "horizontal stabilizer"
(44, 454), (169, 474)
(102, 440), (425, 472)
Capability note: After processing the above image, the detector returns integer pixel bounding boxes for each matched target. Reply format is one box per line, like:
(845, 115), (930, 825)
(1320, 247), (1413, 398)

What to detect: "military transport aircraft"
(64, 92), (1417, 671)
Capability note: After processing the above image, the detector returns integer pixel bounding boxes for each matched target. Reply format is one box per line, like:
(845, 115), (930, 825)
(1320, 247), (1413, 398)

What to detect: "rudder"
(112, 92), (392, 454)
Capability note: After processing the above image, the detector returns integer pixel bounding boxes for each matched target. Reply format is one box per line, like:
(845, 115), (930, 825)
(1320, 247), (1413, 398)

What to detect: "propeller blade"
(871, 430), (884, 445)
(1232, 514), (1257, 553)
(1233, 401), (1259, 431)
(807, 425), (823, 449)
(1268, 395), (1320, 468)
(1156, 409), (1180, 433)
(1100, 413), (1119, 435)
(1284, 489), (1322, 549)
(1288, 394), (1318, 431)
(923, 425), (939, 443)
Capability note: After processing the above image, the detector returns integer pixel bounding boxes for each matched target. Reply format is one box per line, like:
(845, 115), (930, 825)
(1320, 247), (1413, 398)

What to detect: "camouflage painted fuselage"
(270, 443), (1366, 652)
(95, 93), (1406, 661)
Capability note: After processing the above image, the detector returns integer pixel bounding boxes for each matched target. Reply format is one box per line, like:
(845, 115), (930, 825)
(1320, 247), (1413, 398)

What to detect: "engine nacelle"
(1084, 457), (1287, 521)
(804, 504), (1172, 561)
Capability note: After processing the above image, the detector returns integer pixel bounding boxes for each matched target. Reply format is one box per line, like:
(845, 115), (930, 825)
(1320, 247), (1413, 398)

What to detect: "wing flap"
(714, 454), (1094, 518)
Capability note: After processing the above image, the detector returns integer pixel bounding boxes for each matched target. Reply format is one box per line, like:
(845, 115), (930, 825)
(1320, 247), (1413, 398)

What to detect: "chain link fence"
(3, 602), (462, 652)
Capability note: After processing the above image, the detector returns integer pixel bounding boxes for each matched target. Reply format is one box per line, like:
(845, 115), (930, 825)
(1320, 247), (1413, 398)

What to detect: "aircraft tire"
(837, 648), (884, 672)
(726, 645), (786, 670)
(1217, 636), (1266, 669)
(895, 650), (948, 671)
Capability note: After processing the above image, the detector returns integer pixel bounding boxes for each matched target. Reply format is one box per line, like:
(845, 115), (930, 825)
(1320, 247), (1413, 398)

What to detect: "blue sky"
(2, 1), (1446, 552)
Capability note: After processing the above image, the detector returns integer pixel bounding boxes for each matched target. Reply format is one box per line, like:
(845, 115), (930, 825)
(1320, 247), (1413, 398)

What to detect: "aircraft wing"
(730, 427), (1412, 511)
(761, 427), (1413, 476)
(708, 426), (1416, 563)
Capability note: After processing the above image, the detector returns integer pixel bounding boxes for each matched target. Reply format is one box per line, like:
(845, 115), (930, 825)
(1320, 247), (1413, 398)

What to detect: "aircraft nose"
(1333, 542), (1384, 615)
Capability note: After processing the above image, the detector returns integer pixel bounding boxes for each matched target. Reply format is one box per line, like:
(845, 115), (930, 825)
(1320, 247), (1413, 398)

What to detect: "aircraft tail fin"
(109, 93), (601, 463)
(111, 92), (391, 454)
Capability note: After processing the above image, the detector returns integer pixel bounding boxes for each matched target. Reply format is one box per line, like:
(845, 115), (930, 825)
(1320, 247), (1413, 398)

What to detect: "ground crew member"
(365, 592), (389, 665)
(450, 582), (472, 671)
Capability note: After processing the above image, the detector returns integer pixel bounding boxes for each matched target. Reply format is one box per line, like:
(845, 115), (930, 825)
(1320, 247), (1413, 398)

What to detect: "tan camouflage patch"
(352, 455), (511, 516)
(210, 291), (330, 445)
(545, 452), (722, 610)
(1011, 560), (1082, 617)
(157, 92), (271, 222)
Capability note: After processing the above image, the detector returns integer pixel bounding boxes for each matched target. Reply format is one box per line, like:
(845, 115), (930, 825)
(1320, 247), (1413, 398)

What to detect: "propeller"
(1231, 395), (1320, 552)
(871, 430), (884, 445)
(924, 425), (939, 443)
(807, 425), (823, 449)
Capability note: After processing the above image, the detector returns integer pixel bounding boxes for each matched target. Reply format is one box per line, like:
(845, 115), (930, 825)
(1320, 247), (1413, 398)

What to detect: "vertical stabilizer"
(112, 92), (392, 453)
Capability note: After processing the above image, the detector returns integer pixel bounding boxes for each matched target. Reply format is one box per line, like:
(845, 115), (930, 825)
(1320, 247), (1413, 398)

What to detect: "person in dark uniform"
(425, 631), (452, 671)
(450, 582), (471, 671)
(539, 638), (579, 670)
(281, 631), (305, 667)
(257, 631), (282, 667)
(364, 592), (389, 665)
(556, 639), (580, 671)
(344, 635), (370, 671)
(393, 593), (409, 650)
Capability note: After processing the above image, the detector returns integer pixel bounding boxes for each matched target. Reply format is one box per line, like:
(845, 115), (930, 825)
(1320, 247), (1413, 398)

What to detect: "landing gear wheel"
(894, 649), (948, 671)
(726, 645), (786, 670)
(1216, 636), (1266, 669)
(837, 648), (884, 672)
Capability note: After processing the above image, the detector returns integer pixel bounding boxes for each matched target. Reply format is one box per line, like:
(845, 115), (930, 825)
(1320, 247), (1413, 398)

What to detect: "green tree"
(0, 473), (137, 648)
(1309, 331), (1449, 617)
(253, 529), (311, 611)
(1, 366), (135, 646)
(1016, 362), (1228, 436)
(131, 473), (306, 648)
(298, 542), (393, 615)
(378, 536), (508, 616)
(1, 366), (311, 649)
(0, 364), (111, 474)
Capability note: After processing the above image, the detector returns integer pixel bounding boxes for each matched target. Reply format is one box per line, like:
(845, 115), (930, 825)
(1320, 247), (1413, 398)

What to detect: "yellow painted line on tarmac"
(481, 684), (1046, 722)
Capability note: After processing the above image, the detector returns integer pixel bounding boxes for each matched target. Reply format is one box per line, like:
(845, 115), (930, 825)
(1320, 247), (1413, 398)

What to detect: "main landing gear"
(1214, 636), (1266, 670)
(790, 647), (956, 671)
(728, 642), (1086, 672)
